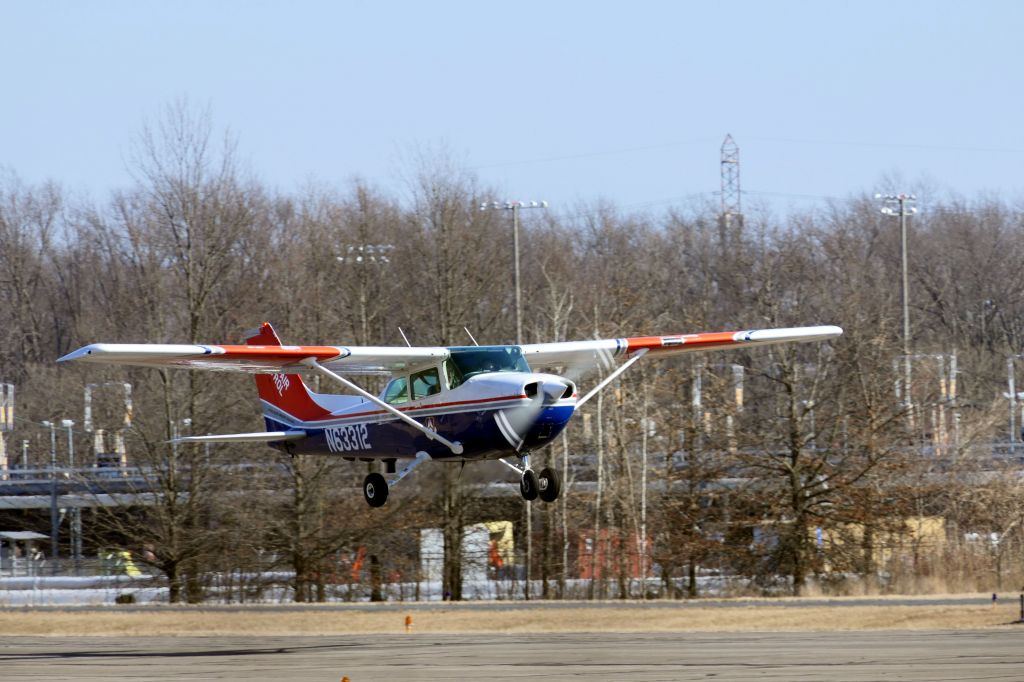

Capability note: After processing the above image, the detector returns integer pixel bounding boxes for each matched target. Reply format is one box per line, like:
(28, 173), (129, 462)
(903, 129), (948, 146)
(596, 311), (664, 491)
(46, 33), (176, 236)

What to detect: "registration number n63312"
(325, 424), (371, 453)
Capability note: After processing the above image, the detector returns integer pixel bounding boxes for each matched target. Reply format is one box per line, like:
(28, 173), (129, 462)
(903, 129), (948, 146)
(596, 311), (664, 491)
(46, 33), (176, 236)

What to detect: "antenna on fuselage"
(463, 327), (480, 346)
(397, 327), (412, 347)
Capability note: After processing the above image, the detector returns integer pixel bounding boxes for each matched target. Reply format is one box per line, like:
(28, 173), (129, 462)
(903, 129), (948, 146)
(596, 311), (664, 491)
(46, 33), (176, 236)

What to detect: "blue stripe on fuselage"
(264, 404), (574, 461)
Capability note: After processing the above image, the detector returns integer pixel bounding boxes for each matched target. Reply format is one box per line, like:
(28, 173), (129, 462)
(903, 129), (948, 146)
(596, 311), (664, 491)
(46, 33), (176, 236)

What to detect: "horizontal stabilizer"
(171, 430), (306, 444)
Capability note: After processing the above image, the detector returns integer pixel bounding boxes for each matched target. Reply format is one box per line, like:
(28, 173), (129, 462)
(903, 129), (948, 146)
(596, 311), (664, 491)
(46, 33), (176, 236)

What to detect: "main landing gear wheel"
(363, 472), (388, 507)
(520, 469), (539, 501)
(538, 467), (561, 503)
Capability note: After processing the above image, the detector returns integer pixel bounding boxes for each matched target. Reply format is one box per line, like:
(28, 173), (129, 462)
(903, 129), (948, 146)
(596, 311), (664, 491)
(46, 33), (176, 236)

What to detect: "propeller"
(496, 378), (571, 450)
(558, 348), (617, 392)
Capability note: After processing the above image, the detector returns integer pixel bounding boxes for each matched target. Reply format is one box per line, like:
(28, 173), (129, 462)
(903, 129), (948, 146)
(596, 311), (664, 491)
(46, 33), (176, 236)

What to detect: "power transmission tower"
(720, 134), (743, 228)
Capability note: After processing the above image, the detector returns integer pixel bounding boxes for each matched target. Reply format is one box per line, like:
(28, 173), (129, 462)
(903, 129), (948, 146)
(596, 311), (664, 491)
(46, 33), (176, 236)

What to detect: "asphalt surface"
(3, 630), (1023, 681)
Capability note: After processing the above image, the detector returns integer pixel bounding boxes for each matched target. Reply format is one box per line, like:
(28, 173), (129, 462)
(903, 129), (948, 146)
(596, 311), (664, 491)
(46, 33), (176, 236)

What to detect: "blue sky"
(3, 0), (1023, 216)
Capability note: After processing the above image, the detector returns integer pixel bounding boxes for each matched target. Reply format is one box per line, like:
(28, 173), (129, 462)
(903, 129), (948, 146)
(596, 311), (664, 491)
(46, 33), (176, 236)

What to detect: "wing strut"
(173, 431), (305, 444)
(302, 358), (464, 456)
(575, 348), (649, 409)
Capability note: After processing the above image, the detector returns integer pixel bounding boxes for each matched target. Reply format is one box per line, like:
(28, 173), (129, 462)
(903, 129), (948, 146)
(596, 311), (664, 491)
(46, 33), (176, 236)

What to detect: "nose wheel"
(518, 467), (560, 503)
(537, 467), (560, 503)
(502, 455), (562, 503)
(520, 469), (539, 500)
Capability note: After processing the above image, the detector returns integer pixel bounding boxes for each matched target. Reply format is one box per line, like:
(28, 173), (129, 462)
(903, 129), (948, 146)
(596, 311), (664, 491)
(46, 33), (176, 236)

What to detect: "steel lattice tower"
(720, 134), (742, 226)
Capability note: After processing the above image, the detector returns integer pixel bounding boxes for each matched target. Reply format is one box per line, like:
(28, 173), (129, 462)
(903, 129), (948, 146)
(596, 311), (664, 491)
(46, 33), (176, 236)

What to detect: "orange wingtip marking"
(626, 332), (738, 353)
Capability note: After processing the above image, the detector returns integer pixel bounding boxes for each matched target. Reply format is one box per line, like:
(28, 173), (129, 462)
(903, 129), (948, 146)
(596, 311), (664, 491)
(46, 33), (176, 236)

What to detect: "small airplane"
(59, 322), (842, 507)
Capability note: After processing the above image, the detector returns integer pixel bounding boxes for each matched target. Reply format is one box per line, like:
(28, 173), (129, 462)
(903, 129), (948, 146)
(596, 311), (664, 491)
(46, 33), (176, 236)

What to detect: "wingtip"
(57, 345), (95, 363)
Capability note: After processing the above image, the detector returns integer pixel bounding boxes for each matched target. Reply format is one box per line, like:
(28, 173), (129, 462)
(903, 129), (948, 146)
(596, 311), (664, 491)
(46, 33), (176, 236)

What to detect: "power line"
(470, 138), (714, 170)
(470, 133), (1024, 177)
(745, 135), (1024, 156)
(558, 192), (717, 225)
(744, 189), (840, 202)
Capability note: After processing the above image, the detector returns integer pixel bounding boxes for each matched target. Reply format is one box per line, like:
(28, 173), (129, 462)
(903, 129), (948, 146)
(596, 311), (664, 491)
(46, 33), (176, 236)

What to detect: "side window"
(382, 377), (409, 404)
(411, 367), (441, 400)
(444, 359), (463, 390)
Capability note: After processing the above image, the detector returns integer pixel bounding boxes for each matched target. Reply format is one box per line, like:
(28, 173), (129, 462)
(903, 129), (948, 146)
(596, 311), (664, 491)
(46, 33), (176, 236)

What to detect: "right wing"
(521, 325), (843, 376)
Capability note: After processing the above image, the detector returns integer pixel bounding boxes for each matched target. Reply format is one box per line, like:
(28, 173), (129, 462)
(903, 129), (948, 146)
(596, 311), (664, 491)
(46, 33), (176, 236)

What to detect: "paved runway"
(12, 594), (1005, 613)
(3, 630), (1023, 681)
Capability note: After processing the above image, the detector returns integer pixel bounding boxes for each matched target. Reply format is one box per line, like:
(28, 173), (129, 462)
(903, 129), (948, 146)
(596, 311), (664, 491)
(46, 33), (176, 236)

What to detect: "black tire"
(364, 472), (389, 507)
(520, 469), (539, 501)
(538, 467), (561, 503)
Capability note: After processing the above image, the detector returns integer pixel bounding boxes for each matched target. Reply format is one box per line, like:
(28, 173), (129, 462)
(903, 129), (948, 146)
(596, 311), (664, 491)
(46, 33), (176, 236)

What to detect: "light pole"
(59, 419), (81, 572)
(337, 244), (395, 367)
(61, 419), (75, 469)
(41, 420), (58, 571)
(479, 201), (548, 344)
(0, 383), (13, 483)
(480, 199), (548, 601)
(0, 383), (13, 432)
(878, 193), (918, 427)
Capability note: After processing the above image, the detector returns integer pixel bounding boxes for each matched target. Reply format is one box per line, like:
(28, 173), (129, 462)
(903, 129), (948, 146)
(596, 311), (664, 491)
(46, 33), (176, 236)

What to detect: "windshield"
(382, 377), (409, 404)
(448, 346), (531, 383)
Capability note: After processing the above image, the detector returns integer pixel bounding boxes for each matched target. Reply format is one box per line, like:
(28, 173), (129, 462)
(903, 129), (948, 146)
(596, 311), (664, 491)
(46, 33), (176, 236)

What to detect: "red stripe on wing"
(216, 345), (345, 365)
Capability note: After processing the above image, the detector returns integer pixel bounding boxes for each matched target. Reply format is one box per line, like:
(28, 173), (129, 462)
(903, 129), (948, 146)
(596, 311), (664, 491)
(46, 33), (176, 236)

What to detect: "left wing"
(58, 343), (447, 376)
(521, 325), (843, 375)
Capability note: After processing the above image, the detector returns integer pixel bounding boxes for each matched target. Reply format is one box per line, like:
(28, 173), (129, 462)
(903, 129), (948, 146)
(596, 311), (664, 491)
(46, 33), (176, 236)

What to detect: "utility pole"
(878, 193), (918, 429)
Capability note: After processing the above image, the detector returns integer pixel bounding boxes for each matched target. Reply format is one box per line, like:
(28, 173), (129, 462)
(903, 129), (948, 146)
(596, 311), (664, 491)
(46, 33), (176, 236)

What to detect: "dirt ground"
(2, 597), (1021, 636)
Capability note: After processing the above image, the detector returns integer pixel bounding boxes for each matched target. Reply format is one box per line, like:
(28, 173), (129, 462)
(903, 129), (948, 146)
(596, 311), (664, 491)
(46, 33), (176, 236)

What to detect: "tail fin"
(246, 323), (331, 423)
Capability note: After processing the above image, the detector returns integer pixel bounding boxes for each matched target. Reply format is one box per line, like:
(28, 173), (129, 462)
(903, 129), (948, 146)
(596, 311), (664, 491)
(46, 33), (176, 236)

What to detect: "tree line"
(3, 103), (1024, 601)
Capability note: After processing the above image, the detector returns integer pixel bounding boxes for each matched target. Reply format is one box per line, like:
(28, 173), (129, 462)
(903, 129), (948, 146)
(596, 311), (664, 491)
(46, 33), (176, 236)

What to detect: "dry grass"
(1, 599), (1020, 636)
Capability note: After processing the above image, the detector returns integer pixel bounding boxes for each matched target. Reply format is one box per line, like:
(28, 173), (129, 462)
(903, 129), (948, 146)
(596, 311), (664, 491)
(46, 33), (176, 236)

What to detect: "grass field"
(2, 597), (1020, 636)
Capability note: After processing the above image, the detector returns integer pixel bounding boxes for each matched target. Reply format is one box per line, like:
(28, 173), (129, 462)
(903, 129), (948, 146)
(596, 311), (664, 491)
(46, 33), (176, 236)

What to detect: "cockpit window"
(449, 346), (531, 379)
(382, 377), (409, 404)
(411, 367), (441, 400)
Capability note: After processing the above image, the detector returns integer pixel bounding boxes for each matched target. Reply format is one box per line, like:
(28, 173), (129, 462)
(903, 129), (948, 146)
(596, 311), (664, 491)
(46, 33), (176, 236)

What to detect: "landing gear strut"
(362, 451), (432, 508)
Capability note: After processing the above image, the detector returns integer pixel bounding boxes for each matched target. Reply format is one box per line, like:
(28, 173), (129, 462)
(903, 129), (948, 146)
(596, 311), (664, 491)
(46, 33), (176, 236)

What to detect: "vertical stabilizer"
(246, 322), (331, 422)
